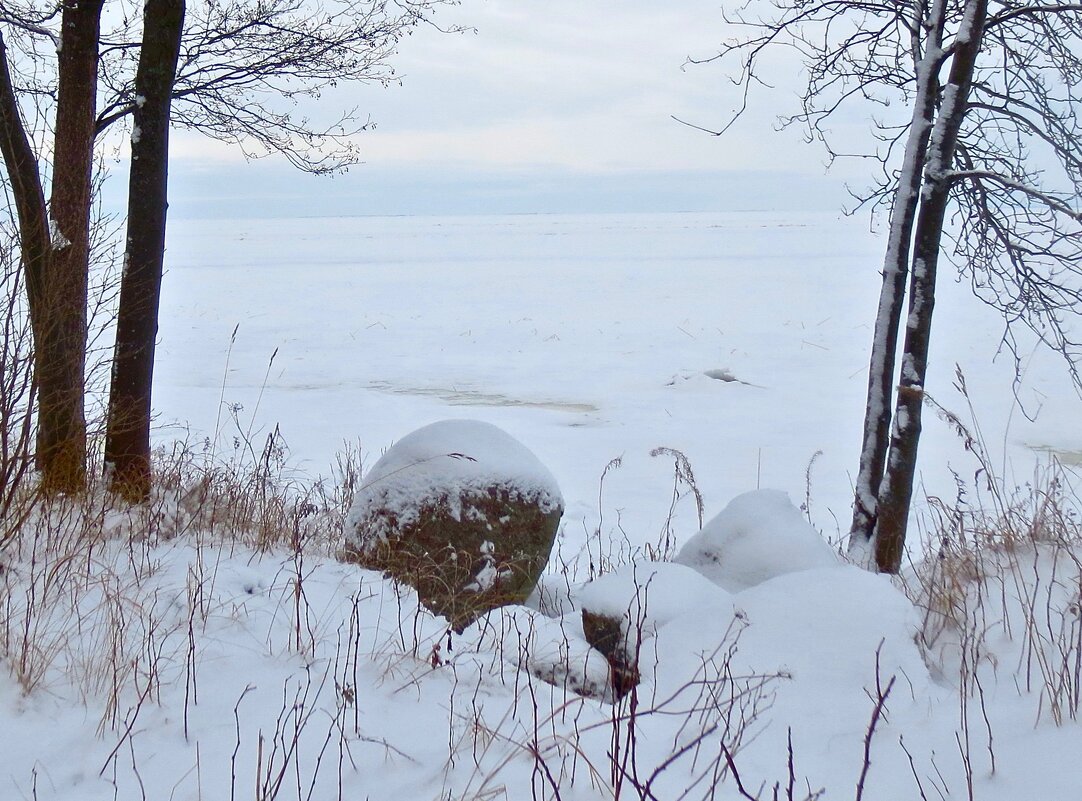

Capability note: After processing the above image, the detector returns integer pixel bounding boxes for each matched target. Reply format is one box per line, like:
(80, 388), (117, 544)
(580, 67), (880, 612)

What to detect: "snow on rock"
(345, 419), (562, 545)
(574, 561), (732, 697)
(343, 419), (564, 630)
(576, 560), (731, 645)
(674, 489), (839, 592)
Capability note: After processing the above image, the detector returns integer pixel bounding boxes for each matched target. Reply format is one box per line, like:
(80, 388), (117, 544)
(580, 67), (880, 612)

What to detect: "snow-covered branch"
(951, 170), (1082, 222)
(0, 9), (59, 48)
(985, 2), (1082, 30)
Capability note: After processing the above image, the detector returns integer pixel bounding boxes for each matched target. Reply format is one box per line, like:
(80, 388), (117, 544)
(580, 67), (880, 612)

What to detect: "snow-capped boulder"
(575, 561), (732, 697)
(342, 419), (564, 630)
(674, 489), (839, 593)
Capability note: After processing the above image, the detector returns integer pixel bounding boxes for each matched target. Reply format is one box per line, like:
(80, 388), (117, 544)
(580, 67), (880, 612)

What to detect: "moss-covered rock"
(341, 419), (563, 631)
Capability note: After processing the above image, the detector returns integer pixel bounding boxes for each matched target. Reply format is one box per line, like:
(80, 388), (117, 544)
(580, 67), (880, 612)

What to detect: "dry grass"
(907, 378), (1082, 738)
(0, 421), (363, 702)
(0, 429), (807, 800)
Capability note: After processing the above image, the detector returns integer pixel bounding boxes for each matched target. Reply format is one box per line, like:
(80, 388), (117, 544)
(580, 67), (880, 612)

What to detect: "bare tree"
(0, 0), (103, 495)
(95, 0), (449, 172)
(690, 0), (1082, 572)
(0, 0), (456, 498)
(872, 0), (990, 571)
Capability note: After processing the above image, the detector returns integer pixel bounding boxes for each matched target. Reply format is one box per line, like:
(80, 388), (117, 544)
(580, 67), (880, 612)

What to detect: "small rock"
(576, 561), (731, 698)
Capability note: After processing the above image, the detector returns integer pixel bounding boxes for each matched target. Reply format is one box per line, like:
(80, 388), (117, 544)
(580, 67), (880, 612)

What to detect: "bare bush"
(0, 223), (35, 549)
(909, 374), (1082, 730)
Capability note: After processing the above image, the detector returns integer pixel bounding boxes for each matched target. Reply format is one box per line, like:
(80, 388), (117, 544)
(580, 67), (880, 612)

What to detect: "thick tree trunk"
(873, 0), (988, 573)
(36, 0), (105, 494)
(105, 0), (186, 501)
(848, 0), (948, 565)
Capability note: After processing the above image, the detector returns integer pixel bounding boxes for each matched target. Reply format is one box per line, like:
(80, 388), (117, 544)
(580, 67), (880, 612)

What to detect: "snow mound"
(652, 564), (934, 757)
(728, 565), (930, 689)
(525, 572), (577, 617)
(674, 489), (839, 592)
(458, 605), (612, 700)
(345, 418), (563, 549)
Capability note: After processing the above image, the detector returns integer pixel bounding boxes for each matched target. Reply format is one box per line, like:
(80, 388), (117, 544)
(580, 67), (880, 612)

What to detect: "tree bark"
(873, 0), (988, 573)
(848, 0), (948, 565)
(35, 0), (105, 494)
(105, 0), (186, 501)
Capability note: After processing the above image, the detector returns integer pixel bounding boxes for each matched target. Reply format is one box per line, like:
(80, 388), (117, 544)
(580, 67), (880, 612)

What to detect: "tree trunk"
(105, 0), (186, 502)
(873, 0), (988, 573)
(848, 0), (948, 565)
(36, 0), (105, 494)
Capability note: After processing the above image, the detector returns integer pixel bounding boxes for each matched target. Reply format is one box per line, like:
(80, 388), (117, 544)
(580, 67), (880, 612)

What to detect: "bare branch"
(92, 0), (459, 172)
(951, 170), (1082, 221)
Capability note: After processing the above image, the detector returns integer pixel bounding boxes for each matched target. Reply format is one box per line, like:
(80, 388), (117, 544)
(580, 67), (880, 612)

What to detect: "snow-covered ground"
(155, 210), (1079, 547)
(4, 210), (1082, 800)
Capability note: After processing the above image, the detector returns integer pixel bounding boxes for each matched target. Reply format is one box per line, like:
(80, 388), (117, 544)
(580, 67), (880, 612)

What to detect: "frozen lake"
(155, 210), (1080, 556)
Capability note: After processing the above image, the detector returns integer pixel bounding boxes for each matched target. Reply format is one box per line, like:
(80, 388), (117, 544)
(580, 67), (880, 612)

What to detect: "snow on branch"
(951, 170), (1082, 222)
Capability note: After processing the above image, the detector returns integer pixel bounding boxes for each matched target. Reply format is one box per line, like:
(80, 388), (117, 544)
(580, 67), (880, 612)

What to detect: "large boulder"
(674, 489), (839, 593)
(342, 419), (564, 631)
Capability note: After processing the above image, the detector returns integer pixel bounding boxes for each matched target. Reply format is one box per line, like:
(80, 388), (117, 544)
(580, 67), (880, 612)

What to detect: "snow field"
(2, 465), (1081, 800)
(153, 211), (1079, 564)
(3, 210), (1081, 798)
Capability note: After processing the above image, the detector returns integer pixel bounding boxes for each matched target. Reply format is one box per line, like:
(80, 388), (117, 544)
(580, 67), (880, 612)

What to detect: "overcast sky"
(157, 0), (866, 218)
